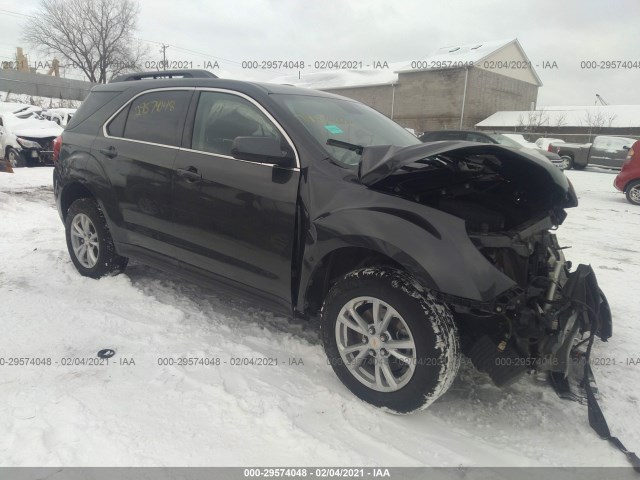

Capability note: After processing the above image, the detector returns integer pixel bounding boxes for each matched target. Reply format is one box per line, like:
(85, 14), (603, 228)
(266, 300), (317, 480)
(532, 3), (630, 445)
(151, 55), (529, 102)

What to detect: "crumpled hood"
(359, 140), (565, 184)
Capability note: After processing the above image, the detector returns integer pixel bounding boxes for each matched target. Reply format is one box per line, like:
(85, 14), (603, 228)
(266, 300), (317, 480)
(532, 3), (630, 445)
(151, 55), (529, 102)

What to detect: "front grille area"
(23, 136), (55, 150)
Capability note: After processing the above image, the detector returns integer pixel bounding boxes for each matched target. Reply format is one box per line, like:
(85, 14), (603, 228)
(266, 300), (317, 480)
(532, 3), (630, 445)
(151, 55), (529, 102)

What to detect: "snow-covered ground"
(0, 167), (638, 467)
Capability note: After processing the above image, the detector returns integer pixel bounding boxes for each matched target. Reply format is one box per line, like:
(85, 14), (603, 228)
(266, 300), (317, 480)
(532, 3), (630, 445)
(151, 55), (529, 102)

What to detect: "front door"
(171, 90), (300, 304)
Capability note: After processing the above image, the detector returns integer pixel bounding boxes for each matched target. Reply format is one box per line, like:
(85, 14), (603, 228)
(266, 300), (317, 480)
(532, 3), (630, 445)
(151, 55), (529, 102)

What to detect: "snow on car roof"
(477, 105), (640, 128)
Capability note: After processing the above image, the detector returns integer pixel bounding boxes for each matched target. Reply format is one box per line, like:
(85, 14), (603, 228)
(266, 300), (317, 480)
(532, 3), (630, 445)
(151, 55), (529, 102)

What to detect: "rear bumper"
(614, 170), (637, 192)
(53, 167), (64, 222)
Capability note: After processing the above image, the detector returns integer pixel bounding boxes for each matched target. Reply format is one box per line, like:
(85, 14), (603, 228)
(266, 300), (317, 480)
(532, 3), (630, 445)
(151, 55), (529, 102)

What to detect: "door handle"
(176, 167), (202, 182)
(99, 146), (118, 158)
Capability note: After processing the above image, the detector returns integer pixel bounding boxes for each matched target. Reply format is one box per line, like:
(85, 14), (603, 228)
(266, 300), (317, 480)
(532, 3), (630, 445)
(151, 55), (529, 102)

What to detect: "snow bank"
(0, 167), (638, 466)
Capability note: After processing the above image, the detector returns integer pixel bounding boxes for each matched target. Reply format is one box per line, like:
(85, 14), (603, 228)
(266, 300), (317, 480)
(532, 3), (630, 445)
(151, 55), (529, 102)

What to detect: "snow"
(394, 38), (515, 72)
(1, 94), (82, 110)
(271, 39), (517, 90)
(1, 167), (639, 467)
(271, 68), (399, 90)
(477, 105), (640, 128)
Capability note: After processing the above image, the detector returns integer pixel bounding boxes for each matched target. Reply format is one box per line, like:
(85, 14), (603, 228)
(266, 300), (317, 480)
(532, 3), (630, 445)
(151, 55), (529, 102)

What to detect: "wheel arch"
(300, 245), (412, 317)
(60, 181), (97, 221)
(624, 177), (640, 193)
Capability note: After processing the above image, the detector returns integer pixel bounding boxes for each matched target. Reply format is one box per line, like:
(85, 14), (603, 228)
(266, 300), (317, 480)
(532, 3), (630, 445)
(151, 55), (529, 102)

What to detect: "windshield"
(487, 134), (523, 149)
(272, 94), (421, 166)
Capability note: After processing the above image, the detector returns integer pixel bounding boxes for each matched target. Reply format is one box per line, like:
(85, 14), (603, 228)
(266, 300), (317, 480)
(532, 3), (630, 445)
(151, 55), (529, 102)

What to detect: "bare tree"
(553, 112), (567, 128)
(582, 109), (617, 141)
(24, 0), (147, 83)
(517, 109), (549, 132)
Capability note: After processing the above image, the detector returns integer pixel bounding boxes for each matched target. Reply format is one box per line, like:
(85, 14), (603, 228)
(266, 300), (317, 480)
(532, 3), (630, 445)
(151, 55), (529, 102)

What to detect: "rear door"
(95, 88), (194, 256)
(170, 89), (300, 305)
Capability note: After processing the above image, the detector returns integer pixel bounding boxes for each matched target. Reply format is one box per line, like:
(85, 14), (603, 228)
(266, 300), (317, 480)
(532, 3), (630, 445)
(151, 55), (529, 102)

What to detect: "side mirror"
(623, 145), (630, 150)
(231, 136), (295, 168)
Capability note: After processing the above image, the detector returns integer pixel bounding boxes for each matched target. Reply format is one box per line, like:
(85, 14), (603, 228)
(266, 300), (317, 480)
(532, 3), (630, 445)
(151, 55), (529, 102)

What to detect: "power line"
(0, 8), (32, 18)
(138, 38), (242, 66)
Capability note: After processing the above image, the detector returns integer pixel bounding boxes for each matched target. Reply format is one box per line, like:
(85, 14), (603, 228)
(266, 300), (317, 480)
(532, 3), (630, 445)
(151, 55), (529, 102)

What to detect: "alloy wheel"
(335, 296), (417, 392)
(70, 213), (100, 268)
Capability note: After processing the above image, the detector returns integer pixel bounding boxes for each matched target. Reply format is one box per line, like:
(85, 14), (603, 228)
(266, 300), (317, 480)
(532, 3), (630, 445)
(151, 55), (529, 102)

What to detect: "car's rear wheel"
(626, 180), (640, 206)
(7, 148), (25, 168)
(65, 198), (128, 278)
(321, 267), (460, 413)
(559, 155), (573, 170)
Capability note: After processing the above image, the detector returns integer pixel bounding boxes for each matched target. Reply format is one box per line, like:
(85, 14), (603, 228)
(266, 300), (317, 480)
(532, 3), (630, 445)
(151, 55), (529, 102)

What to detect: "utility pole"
(160, 44), (169, 70)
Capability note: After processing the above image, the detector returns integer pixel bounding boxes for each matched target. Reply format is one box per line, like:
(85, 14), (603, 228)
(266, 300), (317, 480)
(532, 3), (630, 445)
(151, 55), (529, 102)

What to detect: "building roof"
(271, 38), (540, 90)
(395, 38), (542, 86)
(395, 38), (514, 72)
(476, 105), (640, 128)
(270, 66), (400, 90)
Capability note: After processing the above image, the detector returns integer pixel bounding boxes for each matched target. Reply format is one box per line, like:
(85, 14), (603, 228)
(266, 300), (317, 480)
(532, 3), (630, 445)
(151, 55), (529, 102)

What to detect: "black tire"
(321, 267), (460, 414)
(7, 148), (25, 168)
(573, 160), (586, 170)
(559, 155), (573, 170)
(626, 180), (640, 206)
(65, 198), (128, 278)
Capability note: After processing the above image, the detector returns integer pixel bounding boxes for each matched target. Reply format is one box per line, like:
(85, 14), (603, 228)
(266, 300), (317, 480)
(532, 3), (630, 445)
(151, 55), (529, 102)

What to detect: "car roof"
(93, 77), (348, 100)
(423, 130), (493, 135)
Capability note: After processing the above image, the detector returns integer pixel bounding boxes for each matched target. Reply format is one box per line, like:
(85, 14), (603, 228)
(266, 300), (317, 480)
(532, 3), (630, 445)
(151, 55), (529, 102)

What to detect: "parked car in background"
(420, 130), (565, 168)
(536, 137), (565, 151)
(501, 133), (538, 149)
(0, 102), (44, 119)
(42, 108), (77, 127)
(0, 113), (63, 168)
(614, 140), (640, 205)
(53, 71), (611, 413)
(550, 135), (636, 170)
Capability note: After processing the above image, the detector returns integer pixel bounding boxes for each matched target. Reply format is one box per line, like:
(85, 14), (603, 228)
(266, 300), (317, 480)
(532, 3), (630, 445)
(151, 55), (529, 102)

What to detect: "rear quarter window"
(66, 91), (122, 130)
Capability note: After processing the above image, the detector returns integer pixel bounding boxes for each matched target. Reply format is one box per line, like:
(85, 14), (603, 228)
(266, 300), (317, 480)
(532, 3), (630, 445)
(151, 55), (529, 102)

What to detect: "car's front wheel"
(65, 198), (128, 278)
(321, 267), (460, 413)
(7, 148), (25, 168)
(626, 180), (640, 206)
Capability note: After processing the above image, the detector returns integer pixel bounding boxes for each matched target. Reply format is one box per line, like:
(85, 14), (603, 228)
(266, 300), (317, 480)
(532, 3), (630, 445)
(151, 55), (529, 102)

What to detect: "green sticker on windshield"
(324, 125), (343, 134)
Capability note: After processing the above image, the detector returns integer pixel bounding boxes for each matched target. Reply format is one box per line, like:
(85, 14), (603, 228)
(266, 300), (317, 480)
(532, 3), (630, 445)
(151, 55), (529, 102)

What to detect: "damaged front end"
(361, 141), (612, 388)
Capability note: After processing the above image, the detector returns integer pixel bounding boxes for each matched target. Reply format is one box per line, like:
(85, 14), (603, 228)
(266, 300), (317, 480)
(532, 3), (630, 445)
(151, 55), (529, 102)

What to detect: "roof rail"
(110, 69), (218, 83)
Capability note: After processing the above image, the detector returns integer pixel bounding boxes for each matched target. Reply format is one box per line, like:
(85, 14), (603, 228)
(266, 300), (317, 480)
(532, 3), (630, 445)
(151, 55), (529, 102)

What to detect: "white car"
(0, 102), (44, 119)
(0, 113), (63, 168)
(501, 133), (539, 149)
(536, 137), (565, 151)
(41, 108), (77, 127)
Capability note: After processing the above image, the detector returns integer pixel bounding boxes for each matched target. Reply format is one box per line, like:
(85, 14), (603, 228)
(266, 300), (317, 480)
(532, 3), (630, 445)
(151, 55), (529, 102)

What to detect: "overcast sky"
(1, 0), (639, 106)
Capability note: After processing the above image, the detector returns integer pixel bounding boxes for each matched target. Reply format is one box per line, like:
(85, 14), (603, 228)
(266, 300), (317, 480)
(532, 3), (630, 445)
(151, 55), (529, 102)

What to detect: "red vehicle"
(614, 140), (640, 205)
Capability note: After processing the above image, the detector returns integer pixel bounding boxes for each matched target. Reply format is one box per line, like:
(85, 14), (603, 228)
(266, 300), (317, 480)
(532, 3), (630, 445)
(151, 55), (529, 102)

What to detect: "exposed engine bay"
(364, 142), (612, 388)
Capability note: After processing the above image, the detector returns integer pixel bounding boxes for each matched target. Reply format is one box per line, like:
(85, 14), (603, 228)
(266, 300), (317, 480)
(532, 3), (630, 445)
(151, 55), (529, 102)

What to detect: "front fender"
(299, 199), (516, 307)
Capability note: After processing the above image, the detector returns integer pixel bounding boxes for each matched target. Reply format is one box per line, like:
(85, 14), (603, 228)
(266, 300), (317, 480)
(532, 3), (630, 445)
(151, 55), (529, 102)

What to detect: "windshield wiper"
(326, 139), (364, 155)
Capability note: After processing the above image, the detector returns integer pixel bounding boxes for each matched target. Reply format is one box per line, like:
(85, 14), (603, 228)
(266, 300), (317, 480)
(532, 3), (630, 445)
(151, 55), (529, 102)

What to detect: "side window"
(118, 90), (191, 147)
(107, 105), (129, 137)
(592, 137), (608, 148)
(191, 91), (282, 156)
